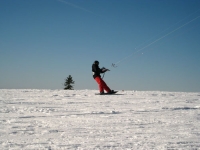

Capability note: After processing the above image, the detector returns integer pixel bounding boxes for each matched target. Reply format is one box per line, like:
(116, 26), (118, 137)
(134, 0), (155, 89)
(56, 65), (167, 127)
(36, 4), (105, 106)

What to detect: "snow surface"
(0, 89), (200, 150)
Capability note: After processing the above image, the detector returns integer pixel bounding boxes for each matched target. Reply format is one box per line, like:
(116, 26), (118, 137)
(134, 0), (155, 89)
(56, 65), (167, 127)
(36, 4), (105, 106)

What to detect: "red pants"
(94, 77), (111, 93)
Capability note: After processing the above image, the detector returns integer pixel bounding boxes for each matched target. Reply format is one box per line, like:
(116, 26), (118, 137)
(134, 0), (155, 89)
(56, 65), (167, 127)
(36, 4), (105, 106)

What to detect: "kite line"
(112, 14), (200, 68)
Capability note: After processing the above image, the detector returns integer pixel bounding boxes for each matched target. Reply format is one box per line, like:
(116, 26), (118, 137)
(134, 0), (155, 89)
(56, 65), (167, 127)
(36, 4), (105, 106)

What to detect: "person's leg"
(94, 77), (104, 93)
(99, 78), (111, 92)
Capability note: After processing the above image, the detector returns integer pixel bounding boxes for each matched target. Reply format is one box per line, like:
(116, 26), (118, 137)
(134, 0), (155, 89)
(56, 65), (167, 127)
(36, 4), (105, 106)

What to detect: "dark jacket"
(92, 64), (106, 79)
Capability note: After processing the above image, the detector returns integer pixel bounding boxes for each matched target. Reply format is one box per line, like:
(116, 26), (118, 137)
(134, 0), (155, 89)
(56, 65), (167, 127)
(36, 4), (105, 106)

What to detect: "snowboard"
(95, 91), (118, 95)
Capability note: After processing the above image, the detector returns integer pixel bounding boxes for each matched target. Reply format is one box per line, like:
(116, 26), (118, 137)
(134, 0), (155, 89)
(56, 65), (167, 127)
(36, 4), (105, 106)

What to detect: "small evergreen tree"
(64, 75), (75, 90)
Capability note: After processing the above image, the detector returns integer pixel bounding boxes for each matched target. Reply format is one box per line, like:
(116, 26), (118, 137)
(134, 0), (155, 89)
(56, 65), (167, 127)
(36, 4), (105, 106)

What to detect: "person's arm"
(101, 67), (110, 73)
(92, 64), (101, 73)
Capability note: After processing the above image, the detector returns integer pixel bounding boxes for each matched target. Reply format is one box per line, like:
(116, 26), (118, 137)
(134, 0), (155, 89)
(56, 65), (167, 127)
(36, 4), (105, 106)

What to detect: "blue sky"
(0, 0), (200, 92)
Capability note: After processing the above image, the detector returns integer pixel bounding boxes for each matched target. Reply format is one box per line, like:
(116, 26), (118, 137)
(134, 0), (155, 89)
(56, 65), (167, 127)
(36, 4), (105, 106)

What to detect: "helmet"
(94, 60), (99, 65)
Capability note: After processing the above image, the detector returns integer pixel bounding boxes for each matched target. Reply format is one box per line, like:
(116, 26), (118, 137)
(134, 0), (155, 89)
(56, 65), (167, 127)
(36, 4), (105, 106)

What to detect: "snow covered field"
(0, 89), (200, 150)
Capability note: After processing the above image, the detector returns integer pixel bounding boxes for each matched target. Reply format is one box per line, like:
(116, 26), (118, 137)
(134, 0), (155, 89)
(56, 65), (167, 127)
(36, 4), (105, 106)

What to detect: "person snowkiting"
(92, 60), (114, 94)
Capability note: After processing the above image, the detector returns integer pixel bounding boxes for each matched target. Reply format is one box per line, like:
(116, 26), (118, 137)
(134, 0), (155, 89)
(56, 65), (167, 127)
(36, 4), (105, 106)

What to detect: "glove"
(102, 68), (110, 72)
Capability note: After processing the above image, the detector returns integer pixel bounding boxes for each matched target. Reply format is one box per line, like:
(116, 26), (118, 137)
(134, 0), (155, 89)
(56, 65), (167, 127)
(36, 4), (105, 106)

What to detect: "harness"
(92, 72), (105, 79)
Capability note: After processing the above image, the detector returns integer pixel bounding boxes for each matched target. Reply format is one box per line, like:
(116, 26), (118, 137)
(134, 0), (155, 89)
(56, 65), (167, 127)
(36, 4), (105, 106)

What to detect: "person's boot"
(100, 91), (105, 95)
(107, 90), (114, 94)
